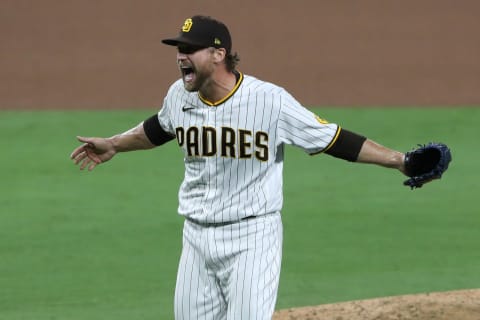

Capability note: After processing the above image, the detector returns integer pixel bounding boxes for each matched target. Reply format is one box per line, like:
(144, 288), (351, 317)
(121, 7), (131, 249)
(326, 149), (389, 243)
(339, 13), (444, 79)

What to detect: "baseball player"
(70, 15), (408, 320)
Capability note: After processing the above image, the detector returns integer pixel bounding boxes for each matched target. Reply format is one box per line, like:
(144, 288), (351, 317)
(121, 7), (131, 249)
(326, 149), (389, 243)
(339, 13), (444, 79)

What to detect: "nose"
(176, 53), (186, 67)
(177, 52), (187, 60)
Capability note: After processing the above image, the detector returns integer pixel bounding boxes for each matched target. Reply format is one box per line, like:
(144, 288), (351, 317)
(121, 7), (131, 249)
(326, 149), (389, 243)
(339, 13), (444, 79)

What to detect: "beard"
(181, 64), (214, 92)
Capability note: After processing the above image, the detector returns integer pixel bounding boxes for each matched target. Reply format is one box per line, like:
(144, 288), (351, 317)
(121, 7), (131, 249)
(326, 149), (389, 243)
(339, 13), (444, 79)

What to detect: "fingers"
(71, 137), (102, 171)
(79, 156), (91, 170)
(72, 149), (87, 165)
(79, 157), (99, 171)
(72, 149), (96, 165)
(70, 145), (86, 159)
(71, 136), (109, 171)
(70, 137), (92, 158)
(72, 149), (90, 169)
(88, 161), (98, 171)
(74, 151), (100, 171)
(71, 136), (95, 158)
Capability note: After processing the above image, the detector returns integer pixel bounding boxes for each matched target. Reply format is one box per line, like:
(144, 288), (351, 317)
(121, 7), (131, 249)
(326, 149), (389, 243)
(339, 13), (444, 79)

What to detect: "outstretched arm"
(325, 129), (406, 175)
(70, 122), (155, 171)
(356, 139), (406, 174)
(325, 128), (451, 188)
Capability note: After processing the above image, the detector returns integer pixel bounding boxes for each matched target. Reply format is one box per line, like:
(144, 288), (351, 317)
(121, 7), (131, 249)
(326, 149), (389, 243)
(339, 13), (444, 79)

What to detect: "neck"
(200, 70), (237, 105)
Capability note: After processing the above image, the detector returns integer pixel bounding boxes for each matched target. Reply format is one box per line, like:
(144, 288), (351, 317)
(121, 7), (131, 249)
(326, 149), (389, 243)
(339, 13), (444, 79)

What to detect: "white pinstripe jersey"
(157, 72), (340, 223)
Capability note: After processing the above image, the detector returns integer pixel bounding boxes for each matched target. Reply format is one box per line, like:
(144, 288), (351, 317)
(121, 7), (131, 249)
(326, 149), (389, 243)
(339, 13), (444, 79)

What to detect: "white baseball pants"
(174, 212), (283, 320)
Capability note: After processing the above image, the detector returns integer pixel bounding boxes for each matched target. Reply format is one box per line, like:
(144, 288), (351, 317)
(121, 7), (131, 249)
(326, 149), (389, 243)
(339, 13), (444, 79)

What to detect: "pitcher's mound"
(273, 289), (480, 320)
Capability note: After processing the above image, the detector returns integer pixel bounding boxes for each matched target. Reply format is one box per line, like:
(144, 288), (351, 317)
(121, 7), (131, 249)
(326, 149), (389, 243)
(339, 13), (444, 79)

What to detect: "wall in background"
(1, 0), (479, 109)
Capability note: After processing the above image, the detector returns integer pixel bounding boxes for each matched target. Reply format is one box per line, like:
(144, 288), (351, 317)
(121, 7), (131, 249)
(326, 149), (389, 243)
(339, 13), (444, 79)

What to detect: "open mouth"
(181, 66), (195, 82)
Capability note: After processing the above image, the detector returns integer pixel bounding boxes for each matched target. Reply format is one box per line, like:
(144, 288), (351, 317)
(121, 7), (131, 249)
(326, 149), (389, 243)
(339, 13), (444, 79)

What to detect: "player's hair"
(226, 52), (240, 72)
(208, 47), (240, 72)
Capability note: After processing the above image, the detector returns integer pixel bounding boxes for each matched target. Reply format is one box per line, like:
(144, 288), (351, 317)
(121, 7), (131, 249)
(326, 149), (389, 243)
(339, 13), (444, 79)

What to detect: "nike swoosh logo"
(182, 106), (195, 112)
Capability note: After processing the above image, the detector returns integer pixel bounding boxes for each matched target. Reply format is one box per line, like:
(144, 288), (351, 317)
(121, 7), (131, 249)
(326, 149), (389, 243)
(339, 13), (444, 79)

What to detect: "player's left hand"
(403, 142), (452, 189)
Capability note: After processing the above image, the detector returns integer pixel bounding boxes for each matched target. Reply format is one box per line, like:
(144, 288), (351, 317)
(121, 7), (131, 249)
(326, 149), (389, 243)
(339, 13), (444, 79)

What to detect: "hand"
(70, 136), (116, 171)
(402, 142), (452, 189)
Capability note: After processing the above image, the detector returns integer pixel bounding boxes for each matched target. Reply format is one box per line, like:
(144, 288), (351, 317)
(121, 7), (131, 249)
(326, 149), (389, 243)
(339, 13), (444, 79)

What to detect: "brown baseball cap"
(162, 15), (232, 53)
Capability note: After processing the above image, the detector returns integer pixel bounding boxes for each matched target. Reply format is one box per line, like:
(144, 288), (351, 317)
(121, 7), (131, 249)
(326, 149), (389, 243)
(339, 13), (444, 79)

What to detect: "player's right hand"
(70, 136), (116, 171)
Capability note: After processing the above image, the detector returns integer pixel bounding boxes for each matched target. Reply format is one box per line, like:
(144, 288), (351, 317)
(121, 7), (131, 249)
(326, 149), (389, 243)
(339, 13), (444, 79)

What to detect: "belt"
(185, 215), (256, 227)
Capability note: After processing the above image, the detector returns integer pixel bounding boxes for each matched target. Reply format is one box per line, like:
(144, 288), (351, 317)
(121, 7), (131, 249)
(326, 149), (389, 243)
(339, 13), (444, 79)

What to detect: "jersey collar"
(199, 71), (243, 106)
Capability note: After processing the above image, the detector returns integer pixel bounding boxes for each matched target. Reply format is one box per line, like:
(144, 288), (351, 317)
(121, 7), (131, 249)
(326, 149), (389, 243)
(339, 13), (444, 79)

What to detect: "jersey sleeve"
(155, 80), (187, 136)
(277, 90), (340, 154)
(143, 81), (182, 145)
(156, 99), (175, 135)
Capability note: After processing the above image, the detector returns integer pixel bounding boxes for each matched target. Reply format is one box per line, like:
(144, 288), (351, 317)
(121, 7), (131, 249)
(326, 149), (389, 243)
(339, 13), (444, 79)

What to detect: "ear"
(213, 48), (227, 63)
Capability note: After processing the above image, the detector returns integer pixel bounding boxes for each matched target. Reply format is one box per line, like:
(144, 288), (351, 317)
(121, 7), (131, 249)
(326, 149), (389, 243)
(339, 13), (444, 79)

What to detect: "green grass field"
(1, 108), (479, 319)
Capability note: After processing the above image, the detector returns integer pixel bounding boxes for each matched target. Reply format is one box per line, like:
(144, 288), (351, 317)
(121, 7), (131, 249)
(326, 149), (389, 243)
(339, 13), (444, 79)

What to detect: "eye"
(177, 45), (205, 55)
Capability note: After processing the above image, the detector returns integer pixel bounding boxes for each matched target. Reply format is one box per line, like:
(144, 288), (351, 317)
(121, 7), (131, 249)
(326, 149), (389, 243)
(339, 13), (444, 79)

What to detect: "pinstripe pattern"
(157, 73), (339, 224)
(175, 213), (282, 320)
(157, 72), (338, 319)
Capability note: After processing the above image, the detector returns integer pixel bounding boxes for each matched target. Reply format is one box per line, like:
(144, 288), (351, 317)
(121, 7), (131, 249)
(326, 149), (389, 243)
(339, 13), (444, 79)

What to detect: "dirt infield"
(1, 0), (480, 109)
(273, 289), (480, 320)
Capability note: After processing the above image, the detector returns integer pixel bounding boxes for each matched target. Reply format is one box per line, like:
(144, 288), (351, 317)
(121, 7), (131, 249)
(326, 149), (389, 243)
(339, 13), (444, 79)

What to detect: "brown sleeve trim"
(324, 128), (367, 162)
(142, 114), (175, 146)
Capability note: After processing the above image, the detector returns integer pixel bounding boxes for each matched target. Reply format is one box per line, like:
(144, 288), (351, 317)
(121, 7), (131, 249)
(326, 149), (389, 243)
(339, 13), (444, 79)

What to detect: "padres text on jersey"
(156, 72), (339, 223)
